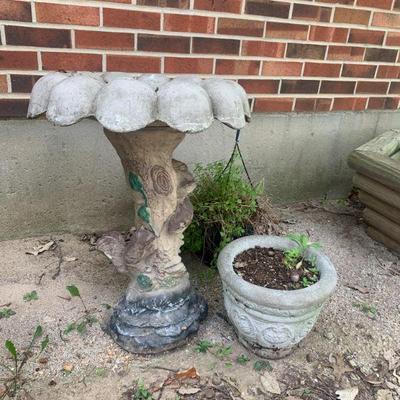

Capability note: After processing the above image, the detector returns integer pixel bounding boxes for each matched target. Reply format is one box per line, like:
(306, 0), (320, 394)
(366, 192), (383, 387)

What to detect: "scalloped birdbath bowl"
(28, 72), (251, 353)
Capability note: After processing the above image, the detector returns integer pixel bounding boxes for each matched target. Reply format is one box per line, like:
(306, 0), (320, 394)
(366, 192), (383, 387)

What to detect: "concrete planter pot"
(217, 235), (337, 359)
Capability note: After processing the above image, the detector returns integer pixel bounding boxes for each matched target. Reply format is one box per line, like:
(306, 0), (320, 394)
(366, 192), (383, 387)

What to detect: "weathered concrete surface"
(1, 110), (399, 240)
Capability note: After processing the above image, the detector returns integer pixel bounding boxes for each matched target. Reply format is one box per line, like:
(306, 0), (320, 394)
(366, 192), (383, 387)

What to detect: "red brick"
(164, 57), (213, 74)
(348, 29), (384, 45)
(394, 0), (400, 9)
(356, 81), (389, 94)
(389, 83), (400, 94)
(5, 26), (71, 48)
(320, 81), (356, 94)
(35, 3), (99, 26)
(75, 31), (134, 50)
(238, 79), (279, 94)
(107, 55), (160, 73)
(315, 98), (333, 111)
(266, 22), (308, 40)
(332, 98), (367, 111)
(309, 26), (348, 43)
(384, 98), (400, 109)
(103, 8), (160, 30)
(281, 80), (320, 94)
(304, 63), (341, 77)
(0, 75), (7, 92)
(194, 0), (242, 13)
(372, 12), (400, 28)
(11, 74), (41, 93)
(216, 60), (260, 75)
(165, 14), (214, 34)
(138, 34), (190, 53)
(0, 51), (37, 70)
(0, 99), (29, 117)
(367, 97), (386, 109)
(357, 0), (392, 9)
(192, 38), (240, 55)
(286, 43), (326, 60)
(42, 52), (102, 71)
(386, 32), (400, 46)
(218, 18), (264, 37)
(262, 61), (302, 77)
(327, 46), (364, 61)
(242, 41), (285, 58)
(245, 0), (290, 18)
(137, 0), (189, 7)
(368, 97), (400, 110)
(107, 0), (131, 2)
(0, 0), (31, 22)
(295, 98), (332, 112)
(254, 98), (293, 112)
(295, 98), (315, 112)
(334, 8), (370, 25)
(365, 48), (398, 62)
(292, 4), (331, 22)
(342, 64), (377, 78)
(320, 0), (354, 4)
(376, 65), (400, 79)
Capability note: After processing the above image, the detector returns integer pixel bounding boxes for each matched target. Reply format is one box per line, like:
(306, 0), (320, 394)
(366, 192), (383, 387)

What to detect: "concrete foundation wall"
(1, 111), (399, 240)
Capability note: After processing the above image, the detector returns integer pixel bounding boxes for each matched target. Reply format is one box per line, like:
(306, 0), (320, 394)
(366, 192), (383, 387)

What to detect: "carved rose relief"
(150, 165), (173, 196)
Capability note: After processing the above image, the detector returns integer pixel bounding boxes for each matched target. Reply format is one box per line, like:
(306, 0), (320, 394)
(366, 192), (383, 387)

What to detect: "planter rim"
(217, 235), (337, 310)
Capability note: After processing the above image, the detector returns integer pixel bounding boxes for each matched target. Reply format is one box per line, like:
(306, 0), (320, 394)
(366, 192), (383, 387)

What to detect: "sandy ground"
(0, 202), (399, 400)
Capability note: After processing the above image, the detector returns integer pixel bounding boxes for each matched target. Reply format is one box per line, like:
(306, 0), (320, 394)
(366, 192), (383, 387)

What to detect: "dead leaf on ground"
(386, 381), (400, 396)
(336, 386), (359, 400)
(175, 367), (198, 380)
(177, 387), (201, 395)
(362, 373), (383, 386)
(345, 285), (369, 294)
(384, 350), (400, 371)
(260, 372), (281, 395)
(328, 354), (353, 382)
(26, 241), (55, 256)
(63, 256), (77, 262)
(376, 389), (394, 400)
(62, 363), (74, 373)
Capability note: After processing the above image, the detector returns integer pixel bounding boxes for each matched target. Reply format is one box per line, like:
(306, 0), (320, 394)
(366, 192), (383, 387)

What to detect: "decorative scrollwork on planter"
(151, 165), (173, 196)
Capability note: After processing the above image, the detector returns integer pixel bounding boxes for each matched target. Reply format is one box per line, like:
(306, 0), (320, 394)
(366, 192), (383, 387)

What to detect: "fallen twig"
(51, 242), (63, 280)
(36, 272), (46, 285)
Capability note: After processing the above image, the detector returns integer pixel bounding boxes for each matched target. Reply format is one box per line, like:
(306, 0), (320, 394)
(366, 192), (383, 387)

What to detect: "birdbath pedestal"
(98, 125), (207, 353)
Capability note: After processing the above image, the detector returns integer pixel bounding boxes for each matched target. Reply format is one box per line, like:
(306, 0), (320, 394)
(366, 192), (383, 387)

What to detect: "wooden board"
(348, 151), (400, 192)
(367, 226), (400, 254)
(359, 191), (400, 225)
(363, 208), (400, 245)
(353, 174), (400, 210)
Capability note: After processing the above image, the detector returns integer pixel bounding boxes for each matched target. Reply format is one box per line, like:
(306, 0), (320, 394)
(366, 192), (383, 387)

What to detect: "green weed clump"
(183, 158), (262, 265)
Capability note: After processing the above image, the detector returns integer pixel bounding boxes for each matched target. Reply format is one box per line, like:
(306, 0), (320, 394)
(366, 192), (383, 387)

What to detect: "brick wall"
(1, 0), (400, 117)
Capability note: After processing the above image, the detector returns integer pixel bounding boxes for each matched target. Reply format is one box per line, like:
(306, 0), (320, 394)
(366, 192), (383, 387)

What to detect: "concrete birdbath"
(27, 72), (251, 353)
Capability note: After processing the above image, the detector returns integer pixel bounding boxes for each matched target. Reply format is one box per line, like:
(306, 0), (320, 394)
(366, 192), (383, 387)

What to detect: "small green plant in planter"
(284, 233), (321, 288)
(183, 157), (263, 265)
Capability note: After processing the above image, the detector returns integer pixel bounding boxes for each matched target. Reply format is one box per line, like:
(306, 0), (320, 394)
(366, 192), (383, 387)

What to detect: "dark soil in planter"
(233, 246), (320, 290)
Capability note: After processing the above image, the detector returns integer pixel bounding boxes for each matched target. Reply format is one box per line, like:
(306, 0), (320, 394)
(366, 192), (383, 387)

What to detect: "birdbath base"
(97, 125), (207, 353)
(109, 279), (207, 353)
